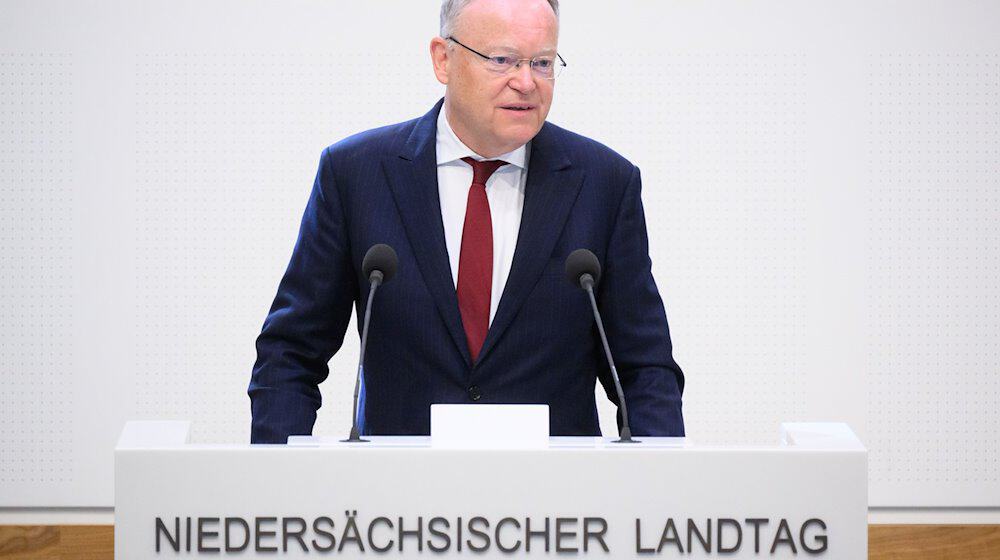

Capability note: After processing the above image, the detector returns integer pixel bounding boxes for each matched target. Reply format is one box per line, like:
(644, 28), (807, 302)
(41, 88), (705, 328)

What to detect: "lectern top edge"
(114, 421), (866, 453)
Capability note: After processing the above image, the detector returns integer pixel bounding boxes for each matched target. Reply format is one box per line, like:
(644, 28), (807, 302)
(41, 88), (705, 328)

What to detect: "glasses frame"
(445, 36), (567, 80)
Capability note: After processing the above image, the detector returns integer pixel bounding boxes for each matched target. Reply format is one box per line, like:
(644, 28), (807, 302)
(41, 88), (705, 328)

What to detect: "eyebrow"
(489, 44), (558, 55)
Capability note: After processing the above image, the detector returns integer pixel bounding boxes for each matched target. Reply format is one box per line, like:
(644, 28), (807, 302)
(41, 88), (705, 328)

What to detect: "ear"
(430, 37), (450, 85)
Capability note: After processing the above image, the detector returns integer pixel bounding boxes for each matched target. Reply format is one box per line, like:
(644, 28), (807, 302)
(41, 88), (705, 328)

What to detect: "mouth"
(500, 104), (536, 112)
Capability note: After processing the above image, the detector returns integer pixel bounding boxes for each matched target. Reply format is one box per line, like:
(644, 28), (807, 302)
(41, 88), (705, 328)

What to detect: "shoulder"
(306, 116), (421, 207)
(540, 121), (638, 185)
(320, 116), (419, 167)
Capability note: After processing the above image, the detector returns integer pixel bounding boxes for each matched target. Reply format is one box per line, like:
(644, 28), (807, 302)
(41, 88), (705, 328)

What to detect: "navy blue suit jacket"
(249, 99), (684, 443)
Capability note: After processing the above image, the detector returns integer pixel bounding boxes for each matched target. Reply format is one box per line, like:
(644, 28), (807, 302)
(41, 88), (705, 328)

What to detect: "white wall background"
(1, 0), (998, 515)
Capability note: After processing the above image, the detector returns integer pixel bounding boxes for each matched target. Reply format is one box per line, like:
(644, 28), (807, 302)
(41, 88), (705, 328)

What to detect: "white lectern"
(115, 421), (866, 558)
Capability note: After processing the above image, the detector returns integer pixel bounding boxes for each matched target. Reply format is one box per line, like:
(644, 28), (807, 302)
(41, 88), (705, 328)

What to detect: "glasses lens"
(486, 55), (517, 73)
(481, 53), (563, 79)
(531, 57), (553, 78)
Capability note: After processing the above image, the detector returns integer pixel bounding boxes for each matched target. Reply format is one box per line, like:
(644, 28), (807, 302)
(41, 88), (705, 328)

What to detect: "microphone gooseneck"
(565, 249), (637, 444)
(345, 244), (399, 443)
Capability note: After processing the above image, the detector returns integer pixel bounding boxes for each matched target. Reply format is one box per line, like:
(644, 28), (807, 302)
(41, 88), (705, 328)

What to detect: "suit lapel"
(476, 123), (585, 364)
(383, 99), (474, 368)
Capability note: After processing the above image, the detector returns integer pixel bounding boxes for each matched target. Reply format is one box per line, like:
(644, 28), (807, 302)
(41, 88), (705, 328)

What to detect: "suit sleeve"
(247, 147), (358, 443)
(595, 164), (686, 436)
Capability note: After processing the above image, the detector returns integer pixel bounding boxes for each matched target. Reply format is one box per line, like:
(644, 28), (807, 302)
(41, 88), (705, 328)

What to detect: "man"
(248, 0), (685, 443)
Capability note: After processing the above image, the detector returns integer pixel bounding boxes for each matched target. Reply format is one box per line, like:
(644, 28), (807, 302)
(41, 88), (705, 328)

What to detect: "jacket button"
(468, 385), (482, 401)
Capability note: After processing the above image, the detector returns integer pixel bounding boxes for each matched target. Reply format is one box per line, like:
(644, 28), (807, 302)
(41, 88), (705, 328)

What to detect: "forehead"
(457, 0), (559, 52)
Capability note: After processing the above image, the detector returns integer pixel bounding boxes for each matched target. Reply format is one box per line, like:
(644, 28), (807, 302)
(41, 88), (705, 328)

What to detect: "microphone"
(565, 249), (637, 444)
(344, 244), (398, 442)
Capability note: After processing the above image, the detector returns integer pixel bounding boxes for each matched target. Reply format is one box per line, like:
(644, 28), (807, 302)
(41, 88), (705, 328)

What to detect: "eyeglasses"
(446, 36), (567, 80)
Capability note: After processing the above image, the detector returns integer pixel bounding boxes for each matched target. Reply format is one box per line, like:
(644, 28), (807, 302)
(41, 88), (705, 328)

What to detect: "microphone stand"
(580, 273), (638, 444)
(343, 270), (383, 443)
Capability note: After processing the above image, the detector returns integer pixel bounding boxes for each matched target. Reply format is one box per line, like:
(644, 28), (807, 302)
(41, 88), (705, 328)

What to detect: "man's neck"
(443, 101), (516, 159)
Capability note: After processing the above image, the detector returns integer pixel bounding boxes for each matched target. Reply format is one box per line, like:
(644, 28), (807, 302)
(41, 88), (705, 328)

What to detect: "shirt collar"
(436, 105), (528, 169)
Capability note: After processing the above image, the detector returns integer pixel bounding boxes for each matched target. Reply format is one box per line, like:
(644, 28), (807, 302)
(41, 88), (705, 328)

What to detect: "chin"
(500, 126), (542, 149)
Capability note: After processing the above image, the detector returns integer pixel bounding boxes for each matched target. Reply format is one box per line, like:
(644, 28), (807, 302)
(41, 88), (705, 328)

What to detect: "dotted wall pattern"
(866, 53), (1000, 488)
(558, 52), (810, 444)
(132, 53), (441, 444)
(0, 53), (76, 485)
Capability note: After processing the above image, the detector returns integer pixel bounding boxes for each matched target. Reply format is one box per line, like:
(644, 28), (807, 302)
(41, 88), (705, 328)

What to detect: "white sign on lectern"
(430, 403), (549, 449)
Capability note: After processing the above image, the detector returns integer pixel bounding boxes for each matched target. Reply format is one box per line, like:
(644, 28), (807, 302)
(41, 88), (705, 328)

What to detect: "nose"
(507, 61), (537, 94)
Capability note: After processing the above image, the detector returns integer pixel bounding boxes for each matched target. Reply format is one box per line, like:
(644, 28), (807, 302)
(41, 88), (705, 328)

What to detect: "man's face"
(431, 0), (559, 158)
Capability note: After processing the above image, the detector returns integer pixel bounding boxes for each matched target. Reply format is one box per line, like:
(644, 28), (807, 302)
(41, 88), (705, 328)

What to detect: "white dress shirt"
(436, 106), (529, 325)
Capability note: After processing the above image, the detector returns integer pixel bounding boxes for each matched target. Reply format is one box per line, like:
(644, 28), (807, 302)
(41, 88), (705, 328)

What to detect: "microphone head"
(362, 244), (398, 284)
(564, 248), (601, 289)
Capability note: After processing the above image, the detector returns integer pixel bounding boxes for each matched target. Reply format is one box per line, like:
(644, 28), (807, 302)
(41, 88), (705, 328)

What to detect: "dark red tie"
(457, 156), (508, 362)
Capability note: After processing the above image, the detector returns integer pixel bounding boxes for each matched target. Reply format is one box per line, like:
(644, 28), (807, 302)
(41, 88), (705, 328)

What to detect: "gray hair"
(440, 0), (559, 38)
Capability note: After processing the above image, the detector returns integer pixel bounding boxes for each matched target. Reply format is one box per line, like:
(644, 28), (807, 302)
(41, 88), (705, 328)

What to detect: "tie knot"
(462, 156), (509, 186)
